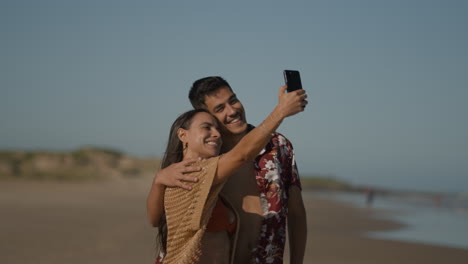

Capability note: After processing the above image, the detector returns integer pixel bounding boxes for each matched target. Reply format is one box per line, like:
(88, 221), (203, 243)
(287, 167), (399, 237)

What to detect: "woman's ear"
(177, 128), (187, 144)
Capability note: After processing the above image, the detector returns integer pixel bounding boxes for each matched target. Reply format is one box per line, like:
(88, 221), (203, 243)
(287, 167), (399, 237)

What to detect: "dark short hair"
(189, 76), (232, 109)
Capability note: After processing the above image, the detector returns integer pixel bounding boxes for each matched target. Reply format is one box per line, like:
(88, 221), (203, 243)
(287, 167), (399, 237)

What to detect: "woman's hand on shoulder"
(153, 158), (202, 190)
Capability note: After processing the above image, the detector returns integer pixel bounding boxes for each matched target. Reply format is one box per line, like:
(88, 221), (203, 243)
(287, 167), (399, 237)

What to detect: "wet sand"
(291, 191), (468, 264)
(1, 179), (467, 264)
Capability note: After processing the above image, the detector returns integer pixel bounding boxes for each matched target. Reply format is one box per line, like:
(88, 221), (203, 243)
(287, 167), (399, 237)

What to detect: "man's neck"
(221, 130), (248, 153)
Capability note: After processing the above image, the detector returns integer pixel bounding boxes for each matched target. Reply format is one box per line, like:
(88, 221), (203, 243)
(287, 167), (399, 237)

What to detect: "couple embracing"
(147, 76), (308, 264)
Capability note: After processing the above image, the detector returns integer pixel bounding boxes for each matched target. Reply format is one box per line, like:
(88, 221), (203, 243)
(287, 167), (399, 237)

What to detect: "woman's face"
(180, 112), (222, 159)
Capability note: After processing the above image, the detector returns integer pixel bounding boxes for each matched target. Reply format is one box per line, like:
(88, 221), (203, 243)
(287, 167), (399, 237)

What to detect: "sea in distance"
(308, 189), (468, 250)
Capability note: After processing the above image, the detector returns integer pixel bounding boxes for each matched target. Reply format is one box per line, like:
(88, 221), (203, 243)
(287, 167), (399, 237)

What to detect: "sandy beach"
(1, 178), (467, 264)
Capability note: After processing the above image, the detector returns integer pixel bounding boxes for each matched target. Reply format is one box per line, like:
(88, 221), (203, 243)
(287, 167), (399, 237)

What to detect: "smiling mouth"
(206, 141), (220, 147)
(226, 114), (243, 125)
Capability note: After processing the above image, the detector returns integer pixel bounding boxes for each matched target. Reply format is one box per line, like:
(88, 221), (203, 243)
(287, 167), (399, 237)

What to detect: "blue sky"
(1, 0), (467, 192)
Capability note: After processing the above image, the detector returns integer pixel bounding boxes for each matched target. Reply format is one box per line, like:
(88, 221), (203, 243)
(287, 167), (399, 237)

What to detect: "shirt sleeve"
(289, 147), (302, 190)
(164, 156), (220, 232)
(189, 156), (219, 230)
(279, 134), (302, 191)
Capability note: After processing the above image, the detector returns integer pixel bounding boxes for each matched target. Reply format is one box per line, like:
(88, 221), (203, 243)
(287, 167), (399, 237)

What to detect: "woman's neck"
(183, 151), (201, 161)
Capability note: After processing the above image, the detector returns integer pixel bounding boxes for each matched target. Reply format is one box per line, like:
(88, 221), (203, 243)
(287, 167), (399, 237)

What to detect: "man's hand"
(154, 158), (202, 190)
(277, 86), (308, 119)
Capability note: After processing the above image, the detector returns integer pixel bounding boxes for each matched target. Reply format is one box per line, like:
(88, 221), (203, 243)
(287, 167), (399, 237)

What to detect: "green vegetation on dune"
(0, 147), (160, 181)
(0, 148), (355, 191)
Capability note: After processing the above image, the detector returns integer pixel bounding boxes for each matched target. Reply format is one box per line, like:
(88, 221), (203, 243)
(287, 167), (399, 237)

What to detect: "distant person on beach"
(146, 79), (307, 263)
(365, 188), (375, 207)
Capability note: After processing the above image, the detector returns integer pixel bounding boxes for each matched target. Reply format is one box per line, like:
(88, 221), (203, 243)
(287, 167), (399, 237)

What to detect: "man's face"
(203, 87), (247, 136)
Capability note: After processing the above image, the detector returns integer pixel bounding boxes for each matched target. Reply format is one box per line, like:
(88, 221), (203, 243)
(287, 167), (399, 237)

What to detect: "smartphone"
(283, 70), (303, 92)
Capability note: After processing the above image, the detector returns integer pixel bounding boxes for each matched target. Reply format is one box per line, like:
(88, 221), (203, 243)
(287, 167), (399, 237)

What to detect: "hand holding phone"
(283, 70), (303, 92)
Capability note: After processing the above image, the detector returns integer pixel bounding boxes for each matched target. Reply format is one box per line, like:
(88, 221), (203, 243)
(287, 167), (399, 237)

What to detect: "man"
(156, 76), (307, 263)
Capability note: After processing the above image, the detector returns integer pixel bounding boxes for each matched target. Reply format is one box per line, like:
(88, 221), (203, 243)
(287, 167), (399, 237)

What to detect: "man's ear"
(177, 128), (187, 143)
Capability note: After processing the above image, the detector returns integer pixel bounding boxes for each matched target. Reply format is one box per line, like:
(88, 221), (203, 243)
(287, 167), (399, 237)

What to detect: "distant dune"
(0, 147), (160, 181)
(0, 147), (395, 194)
(0, 147), (356, 190)
(0, 148), (444, 200)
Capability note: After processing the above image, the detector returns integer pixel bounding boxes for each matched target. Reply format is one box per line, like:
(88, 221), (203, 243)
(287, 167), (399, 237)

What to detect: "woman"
(147, 86), (307, 263)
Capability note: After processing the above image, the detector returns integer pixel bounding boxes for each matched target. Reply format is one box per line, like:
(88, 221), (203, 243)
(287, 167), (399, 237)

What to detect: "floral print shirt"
(250, 128), (302, 264)
(156, 128), (302, 264)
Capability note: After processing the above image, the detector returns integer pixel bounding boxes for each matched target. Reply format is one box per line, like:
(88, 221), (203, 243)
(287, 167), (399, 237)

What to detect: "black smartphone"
(283, 70), (303, 92)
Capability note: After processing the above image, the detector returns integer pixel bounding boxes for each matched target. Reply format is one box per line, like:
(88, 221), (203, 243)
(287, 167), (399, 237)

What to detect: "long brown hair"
(156, 109), (209, 255)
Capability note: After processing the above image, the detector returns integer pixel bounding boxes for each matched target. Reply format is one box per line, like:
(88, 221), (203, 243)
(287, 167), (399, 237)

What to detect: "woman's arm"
(215, 86), (307, 183)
